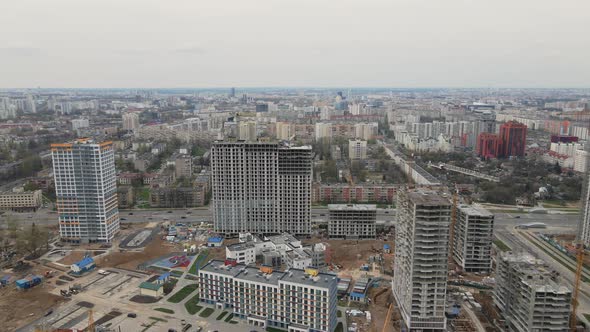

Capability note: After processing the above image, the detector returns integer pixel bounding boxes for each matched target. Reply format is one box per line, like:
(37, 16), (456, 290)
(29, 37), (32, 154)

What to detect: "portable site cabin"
(71, 257), (95, 274)
(16, 275), (42, 290)
(207, 236), (224, 247)
(1, 275), (11, 286)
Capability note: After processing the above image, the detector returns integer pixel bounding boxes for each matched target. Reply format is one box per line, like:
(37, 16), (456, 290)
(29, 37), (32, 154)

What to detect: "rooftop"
(227, 242), (256, 252)
(328, 204), (377, 211)
(407, 189), (451, 206)
(458, 204), (494, 217)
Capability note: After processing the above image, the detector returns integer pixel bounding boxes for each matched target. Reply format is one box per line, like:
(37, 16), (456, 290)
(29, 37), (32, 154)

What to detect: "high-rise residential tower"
(499, 121), (527, 157)
(392, 188), (451, 331)
(122, 112), (140, 132)
(51, 138), (119, 243)
(211, 141), (312, 236)
(452, 204), (494, 273)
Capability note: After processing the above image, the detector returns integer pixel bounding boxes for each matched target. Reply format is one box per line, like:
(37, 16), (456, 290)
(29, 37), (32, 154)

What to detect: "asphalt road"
(1, 206), (580, 231)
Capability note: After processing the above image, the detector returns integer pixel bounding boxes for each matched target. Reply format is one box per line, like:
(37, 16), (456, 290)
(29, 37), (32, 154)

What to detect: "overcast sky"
(1, 0), (588, 88)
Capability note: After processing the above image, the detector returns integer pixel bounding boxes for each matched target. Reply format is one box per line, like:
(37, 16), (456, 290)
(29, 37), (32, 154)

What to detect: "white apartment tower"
(392, 189), (451, 331)
(452, 204), (494, 273)
(122, 112), (140, 131)
(51, 139), (120, 243)
(348, 139), (367, 160)
(579, 142), (590, 247)
(211, 141), (312, 236)
(494, 252), (571, 332)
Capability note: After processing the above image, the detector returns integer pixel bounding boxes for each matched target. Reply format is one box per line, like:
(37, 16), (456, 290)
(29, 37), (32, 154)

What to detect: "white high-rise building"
(238, 121), (257, 141)
(354, 122), (378, 140)
(211, 141), (312, 236)
(452, 205), (494, 273)
(71, 118), (90, 131)
(348, 139), (367, 160)
(51, 139), (120, 243)
(393, 188), (451, 331)
(315, 122), (332, 141)
(122, 112), (140, 131)
(275, 122), (293, 140)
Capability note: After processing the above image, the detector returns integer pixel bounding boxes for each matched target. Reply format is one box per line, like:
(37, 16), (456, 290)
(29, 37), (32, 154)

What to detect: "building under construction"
(452, 204), (494, 273)
(392, 188), (451, 331)
(494, 252), (571, 332)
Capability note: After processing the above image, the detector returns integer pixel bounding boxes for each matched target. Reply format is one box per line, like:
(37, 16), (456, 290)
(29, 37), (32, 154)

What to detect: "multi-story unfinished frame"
(327, 204), (376, 239)
(452, 204), (494, 273)
(494, 252), (571, 331)
(392, 188), (451, 331)
(211, 141), (312, 236)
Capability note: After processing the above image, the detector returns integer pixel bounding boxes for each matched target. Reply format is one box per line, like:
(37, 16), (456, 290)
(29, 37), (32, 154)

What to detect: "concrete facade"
(452, 204), (494, 273)
(494, 252), (571, 332)
(328, 204), (376, 240)
(392, 189), (451, 331)
(199, 260), (337, 332)
(211, 141), (312, 236)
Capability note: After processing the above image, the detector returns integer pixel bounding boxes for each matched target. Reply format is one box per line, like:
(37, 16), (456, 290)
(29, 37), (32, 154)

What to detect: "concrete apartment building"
(122, 112), (140, 131)
(199, 260), (337, 332)
(211, 141), (312, 236)
(392, 189), (451, 331)
(51, 138), (120, 243)
(494, 252), (571, 332)
(348, 139), (367, 160)
(0, 189), (43, 212)
(328, 204), (377, 239)
(452, 204), (494, 273)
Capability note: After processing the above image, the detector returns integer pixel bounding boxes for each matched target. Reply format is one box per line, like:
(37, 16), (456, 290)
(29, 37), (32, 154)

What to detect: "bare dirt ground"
(0, 284), (66, 332)
(56, 250), (103, 265)
(364, 286), (402, 332)
(303, 238), (394, 272)
(96, 236), (177, 270)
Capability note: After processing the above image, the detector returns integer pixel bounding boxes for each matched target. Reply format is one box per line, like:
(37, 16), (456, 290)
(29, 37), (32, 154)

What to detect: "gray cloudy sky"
(1, 0), (589, 88)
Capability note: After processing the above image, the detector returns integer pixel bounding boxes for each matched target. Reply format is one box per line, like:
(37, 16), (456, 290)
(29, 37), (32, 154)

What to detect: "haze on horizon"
(1, 0), (589, 89)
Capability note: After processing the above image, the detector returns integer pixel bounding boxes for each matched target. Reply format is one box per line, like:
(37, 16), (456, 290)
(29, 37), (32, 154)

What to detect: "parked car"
(127, 313), (137, 318)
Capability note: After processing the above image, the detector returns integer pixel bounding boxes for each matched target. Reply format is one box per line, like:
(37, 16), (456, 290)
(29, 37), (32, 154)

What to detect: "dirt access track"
(0, 286), (66, 332)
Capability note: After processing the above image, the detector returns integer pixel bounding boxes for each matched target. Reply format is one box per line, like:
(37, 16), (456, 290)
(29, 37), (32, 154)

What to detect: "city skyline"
(2, 0), (590, 88)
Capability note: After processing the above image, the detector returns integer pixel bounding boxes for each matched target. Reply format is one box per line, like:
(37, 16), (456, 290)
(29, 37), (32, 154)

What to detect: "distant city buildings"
(71, 118), (89, 132)
(476, 121), (528, 159)
(122, 112), (140, 132)
(211, 141), (312, 236)
(348, 139), (367, 160)
(51, 138), (119, 243)
(393, 188), (451, 331)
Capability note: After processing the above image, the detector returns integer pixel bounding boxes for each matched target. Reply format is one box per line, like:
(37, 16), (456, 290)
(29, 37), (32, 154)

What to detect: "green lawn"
(224, 313), (234, 322)
(189, 250), (209, 275)
(216, 311), (228, 320)
(337, 310), (342, 318)
(493, 239), (511, 252)
(584, 313), (590, 322)
(167, 284), (198, 303)
(154, 308), (174, 314)
(199, 307), (214, 318)
(335, 322), (343, 332)
(266, 327), (287, 332)
(184, 294), (202, 315)
(149, 317), (167, 322)
(138, 187), (150, 201)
